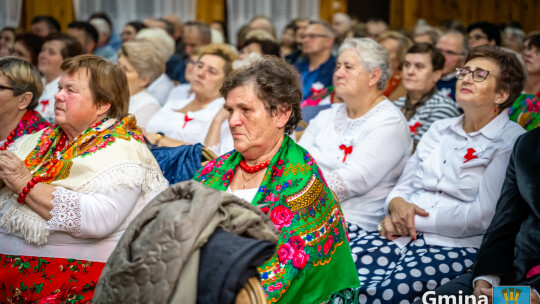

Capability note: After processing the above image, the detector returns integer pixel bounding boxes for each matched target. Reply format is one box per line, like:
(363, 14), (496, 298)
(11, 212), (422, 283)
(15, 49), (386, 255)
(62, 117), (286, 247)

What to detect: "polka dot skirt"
(347, 224), (477, 304)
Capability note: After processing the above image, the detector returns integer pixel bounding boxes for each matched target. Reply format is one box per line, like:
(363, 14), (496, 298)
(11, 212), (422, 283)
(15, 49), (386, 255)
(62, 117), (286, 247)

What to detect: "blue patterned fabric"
(348, 225), (477, 304)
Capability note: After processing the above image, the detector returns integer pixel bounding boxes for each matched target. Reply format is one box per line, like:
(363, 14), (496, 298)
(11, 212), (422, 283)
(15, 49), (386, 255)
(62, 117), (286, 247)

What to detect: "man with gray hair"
(435, 30), (468, 101)
(294, 20), (336, 101)
(182, 21), (211, 57)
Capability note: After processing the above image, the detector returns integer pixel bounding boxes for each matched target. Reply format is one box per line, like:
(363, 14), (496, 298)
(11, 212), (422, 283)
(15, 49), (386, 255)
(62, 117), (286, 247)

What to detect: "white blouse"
(147, 73), (175, 106)
(299, 101), (412, 230)
(386, 114), (525, 248)
(166, 83), (193, 102)
(0, 185), (163, 262)
(146, 95), (225, 145)
(129, 90), (161, 128)
(37, 77), (60, 123)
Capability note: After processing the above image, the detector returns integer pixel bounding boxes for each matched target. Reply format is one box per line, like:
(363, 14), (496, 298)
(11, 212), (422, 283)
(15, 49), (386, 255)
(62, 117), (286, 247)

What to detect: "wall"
(390, 0), (540, 33)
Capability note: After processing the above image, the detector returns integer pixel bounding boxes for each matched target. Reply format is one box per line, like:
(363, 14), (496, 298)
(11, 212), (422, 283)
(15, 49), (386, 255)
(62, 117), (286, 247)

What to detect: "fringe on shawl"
(0, 161), (168, 245)
(0, 192), (50, 245)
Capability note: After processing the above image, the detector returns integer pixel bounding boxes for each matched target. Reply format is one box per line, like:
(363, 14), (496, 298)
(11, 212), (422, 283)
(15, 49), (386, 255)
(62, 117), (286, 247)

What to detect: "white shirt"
(146, 95), (225, 145)
(386, 114), (525, 248)
(37, 77), (59, 123)
(147, 73), (175, 106)
(299, 101), (413, 230)
(129, 90), (161, 128)
(166, 83), (193, 102)
(226, 186), (258, 203)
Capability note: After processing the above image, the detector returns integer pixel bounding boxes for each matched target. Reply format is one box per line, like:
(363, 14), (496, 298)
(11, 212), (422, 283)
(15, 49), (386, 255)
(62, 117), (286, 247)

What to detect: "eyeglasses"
(0, 84), (14, 91)
(300, 33), (329, 40)
(456, 67), (491, 82)
(468, 34), (488, 41)
(436, 48), (464, 57)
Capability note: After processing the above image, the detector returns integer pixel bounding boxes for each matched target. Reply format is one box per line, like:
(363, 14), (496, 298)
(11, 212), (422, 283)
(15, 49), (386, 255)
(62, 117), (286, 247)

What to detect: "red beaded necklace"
(0, 111), (34, 151)
(239, 159), (271, 173)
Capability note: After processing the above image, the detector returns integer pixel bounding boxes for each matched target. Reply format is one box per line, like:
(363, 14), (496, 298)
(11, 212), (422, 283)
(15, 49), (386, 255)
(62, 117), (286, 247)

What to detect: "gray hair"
(442, 30), (469, 56)
(136, 28), (175, 61)
(118, 40), (165, 85)
(338, 38), (392, 91)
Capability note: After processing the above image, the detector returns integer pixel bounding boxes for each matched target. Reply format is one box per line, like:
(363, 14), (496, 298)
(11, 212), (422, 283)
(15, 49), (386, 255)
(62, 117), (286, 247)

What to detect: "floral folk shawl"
(0, 115), (167, 245)
(12, 110), (50, 141)
(508, 93), (540, 131)
(193, 136), (360, 303)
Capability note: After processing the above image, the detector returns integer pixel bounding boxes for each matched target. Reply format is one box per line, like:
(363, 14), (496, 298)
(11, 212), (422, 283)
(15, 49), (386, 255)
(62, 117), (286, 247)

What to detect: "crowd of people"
(0, 10), (539, 304)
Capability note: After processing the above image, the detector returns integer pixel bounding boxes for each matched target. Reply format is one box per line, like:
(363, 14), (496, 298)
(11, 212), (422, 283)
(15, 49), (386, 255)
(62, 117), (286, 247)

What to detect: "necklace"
(0, 111), (34, 151)
(240, 170), (262, 189)
(239, 159), (270, 173)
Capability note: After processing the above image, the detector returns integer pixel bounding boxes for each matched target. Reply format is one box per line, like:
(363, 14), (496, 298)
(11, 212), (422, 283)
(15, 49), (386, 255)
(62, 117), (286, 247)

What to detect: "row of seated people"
(0, 37), (537, 303)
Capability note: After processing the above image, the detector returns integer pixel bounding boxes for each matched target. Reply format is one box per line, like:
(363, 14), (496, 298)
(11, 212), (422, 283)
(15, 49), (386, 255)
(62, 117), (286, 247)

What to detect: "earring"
(494, 105), (498, 112)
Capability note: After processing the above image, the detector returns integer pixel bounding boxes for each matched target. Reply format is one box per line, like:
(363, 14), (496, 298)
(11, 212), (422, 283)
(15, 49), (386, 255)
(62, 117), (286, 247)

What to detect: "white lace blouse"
(299, 100), (412, 231)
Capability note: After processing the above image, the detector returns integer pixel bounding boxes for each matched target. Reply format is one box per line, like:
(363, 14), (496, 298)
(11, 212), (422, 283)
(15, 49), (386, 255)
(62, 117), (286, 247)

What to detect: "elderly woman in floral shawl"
(193, 55), (360, 303)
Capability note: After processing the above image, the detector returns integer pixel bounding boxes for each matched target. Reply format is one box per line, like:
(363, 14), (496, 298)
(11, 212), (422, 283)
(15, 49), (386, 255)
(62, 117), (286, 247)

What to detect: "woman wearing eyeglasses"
(350, 46), (526, 304)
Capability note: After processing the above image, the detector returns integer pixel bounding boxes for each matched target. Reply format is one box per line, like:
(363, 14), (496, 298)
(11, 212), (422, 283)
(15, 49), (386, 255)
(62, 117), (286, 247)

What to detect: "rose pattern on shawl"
(200, 160), (216, 176)
(323, 235), (334, 255)
(270, 205), (294, 230)
(291, 249), (309, 269)
(278, 243), (295, 264)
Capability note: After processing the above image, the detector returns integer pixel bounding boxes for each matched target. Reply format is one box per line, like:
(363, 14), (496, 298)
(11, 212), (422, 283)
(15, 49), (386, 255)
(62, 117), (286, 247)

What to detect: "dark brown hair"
(406, 42), (445, 71)
(43, 33), (83, 59)
(61, 54), (129, 119)
(220, 55), (302, 135)
(464, 45), (525, 111)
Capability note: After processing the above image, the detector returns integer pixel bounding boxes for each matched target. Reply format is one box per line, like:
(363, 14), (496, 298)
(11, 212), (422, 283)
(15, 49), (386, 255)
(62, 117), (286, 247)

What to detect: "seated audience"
(0, 57), (49, 145)
(436, 30), (468, 101)
(145, 44), (237, 146)
(378, 31), (413, 101)
(117, 41), (163, 128)
(194, 56), (360, 303)
(164, 47), (203, 104)
(509, 33), (540, 130)
(30, 16), (61, 38)
(89, 18), (118, 62)
(294, 20), (336, 103)
(332, 12), (353, 47)
(0, 54), (167, 303)
(366, 19), (389, 40)
(37, 33), (83, 123)
(503, 25), (525, 53)
(12, 33), (43, 67)
(411, 127), (540, 304)
(67, 21), (99, 55)
(299, 38), (412, 233)
(88, 12), (122, 51)
(136, 28), (176, 105)
(413, 24), (442, 46)
(395, 43), (460, 144)
(120, 21), (146, 43)
(467, 21), (501, 48)
(248, 15), (277, 39)
(351, 46), (525, 304)
(280, 21), (297, 57)
(0, 27), (16, 57)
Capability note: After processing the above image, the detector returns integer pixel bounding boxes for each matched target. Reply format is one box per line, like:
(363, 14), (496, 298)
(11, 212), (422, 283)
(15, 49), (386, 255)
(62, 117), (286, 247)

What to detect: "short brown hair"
(197, 43), (238, 77)
(220, 56), (302, 135)
(61, 54), (129, 119)
(0, 56), (43, 110)
(464, 46), (525, 111)
(43, 33), (83, 59)
(406, 42), (445, 71)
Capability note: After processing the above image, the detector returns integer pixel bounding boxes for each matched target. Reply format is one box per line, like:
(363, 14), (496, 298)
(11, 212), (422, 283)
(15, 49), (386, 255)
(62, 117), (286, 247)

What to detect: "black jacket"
(472, 127), (540, 289)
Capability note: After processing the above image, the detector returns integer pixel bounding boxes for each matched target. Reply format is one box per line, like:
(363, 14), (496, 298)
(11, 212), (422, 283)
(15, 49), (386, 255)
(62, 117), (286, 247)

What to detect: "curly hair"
(464, 45), (525, 111)
(219, 55), (302, 135)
